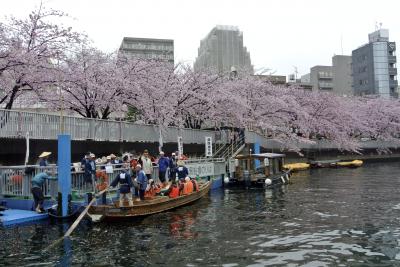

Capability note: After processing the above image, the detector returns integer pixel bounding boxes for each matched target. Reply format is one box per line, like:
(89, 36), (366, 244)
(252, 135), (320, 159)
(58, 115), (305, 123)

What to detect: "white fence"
(0, 109), (216, 144)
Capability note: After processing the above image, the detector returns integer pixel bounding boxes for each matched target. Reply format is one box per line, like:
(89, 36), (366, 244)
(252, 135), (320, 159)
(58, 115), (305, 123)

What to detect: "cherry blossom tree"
(0, 4), (83, 109)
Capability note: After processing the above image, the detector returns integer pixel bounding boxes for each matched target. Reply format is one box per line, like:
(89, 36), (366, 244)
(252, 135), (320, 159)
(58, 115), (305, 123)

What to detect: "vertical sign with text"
(205, 136), (213, 157)
(177, 136), (183, 157)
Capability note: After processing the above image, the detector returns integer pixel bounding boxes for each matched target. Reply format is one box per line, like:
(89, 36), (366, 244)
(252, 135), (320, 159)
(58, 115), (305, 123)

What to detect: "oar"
(44, 188), (108, 251)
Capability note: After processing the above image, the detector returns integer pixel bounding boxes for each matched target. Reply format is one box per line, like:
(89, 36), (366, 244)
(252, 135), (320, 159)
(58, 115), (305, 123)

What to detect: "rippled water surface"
(2, 162), (400, 266)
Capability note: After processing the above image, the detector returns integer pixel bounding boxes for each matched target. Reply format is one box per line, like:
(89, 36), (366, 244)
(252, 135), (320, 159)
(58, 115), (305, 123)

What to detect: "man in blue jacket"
(31, 171), (57, 213)
(176, 160), (189, 182)
(135, 164), (147, 201)
(110, 170), (133, 207)
(158, 151), (169, 186)
(169, 153), (178, 182)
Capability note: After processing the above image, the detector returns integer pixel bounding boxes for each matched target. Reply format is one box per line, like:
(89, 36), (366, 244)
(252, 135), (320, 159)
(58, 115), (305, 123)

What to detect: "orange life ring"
(11, 175), (23, 184)
(96, 170), (109, 191)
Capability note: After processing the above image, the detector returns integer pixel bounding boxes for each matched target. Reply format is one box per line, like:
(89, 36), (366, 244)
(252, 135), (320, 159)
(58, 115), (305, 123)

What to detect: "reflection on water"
(1, 162), (400, 266)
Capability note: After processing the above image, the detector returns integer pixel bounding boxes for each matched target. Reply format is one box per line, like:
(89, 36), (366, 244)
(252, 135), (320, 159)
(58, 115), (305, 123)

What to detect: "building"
(310, 65), (333, 91)
(194, 25), (253, 73)
(332, 55), (352, 96)
(119, 37), (174, 64)
(352, 29), (397, 98)
(300, 73), (310, 84)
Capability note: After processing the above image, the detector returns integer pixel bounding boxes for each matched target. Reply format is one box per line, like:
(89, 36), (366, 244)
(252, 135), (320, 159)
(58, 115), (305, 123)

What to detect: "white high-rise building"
(194, 25), (253, 73)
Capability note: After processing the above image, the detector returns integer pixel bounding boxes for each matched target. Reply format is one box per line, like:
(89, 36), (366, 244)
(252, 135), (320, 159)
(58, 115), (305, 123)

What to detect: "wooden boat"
(87, 181), (211, 221)
(48, 206), (81, 221)
(283, 162), (310, 171)
(309, 159), (340, 168)
(336, 160), (363, 168)
(310, 159), (363, 168)
(229, 153), (291, 188)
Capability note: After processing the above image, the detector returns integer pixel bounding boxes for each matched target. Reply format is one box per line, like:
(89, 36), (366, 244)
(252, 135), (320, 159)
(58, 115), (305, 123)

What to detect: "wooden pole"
(44, 188), (108, 251)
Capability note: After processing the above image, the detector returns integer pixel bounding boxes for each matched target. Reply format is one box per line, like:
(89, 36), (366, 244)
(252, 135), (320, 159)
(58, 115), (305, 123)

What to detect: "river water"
(1, 162), (400, 266)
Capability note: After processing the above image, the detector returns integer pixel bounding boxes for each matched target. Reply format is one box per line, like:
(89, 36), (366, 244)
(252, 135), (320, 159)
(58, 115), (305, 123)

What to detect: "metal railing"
(0, 109), (217, 144)
(0, 158), (227, 199)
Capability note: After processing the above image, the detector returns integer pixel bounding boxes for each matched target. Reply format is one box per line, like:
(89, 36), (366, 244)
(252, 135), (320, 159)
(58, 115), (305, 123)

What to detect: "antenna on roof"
(340, 34), (344, 55)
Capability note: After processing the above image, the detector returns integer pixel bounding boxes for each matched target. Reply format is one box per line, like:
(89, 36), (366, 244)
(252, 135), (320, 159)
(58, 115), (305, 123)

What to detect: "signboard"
(186, 162), (214, 178)
(177, 136), (183, 156)
(205, 136), (213, 157)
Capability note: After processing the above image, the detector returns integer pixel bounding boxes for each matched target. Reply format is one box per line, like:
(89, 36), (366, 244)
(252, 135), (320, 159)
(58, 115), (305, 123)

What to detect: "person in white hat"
(38, 152), (52, 167)
(83, 153), (97, 192)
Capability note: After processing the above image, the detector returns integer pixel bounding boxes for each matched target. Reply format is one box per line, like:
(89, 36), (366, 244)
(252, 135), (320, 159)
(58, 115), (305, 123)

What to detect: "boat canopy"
(235, 153), (286, 159)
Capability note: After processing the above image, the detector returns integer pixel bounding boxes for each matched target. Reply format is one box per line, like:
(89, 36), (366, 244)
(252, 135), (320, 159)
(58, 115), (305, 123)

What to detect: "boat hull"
(88, 181), (211, 221)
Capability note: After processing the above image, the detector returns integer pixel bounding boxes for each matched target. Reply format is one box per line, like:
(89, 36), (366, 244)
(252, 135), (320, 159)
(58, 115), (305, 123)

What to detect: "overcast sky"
(2, 0), (400, 77)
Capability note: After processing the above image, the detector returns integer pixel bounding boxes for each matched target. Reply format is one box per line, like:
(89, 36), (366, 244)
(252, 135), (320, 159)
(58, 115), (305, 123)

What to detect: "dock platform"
(0, 209), (48, 227)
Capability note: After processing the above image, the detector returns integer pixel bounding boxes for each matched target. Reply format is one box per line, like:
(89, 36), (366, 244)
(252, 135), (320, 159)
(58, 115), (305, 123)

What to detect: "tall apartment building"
(310, 65), (333, 91)
(332, 55), (352, 96)
(119, 37), (174, 64)
(352, 29), (397, 98)
(194, 25), (253, 73)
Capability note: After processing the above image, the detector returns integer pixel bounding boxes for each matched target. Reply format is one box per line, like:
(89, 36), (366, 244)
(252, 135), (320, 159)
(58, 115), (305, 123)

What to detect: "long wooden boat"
(336, 159), (363, 168)
(87, 181), (211, 221)
(310, 159), (363, 168)
(309, 159), (340, 168)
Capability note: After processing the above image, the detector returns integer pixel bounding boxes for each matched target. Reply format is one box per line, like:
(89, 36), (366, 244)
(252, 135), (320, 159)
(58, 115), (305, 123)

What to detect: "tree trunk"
(5, 85), (21, 110)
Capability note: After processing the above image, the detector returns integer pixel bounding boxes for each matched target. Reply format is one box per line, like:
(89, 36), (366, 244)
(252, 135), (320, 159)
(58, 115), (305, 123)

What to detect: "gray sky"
(2, 0), (400, 77)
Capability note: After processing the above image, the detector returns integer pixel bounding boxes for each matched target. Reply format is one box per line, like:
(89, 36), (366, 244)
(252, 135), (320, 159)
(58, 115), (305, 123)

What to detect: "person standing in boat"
(38, 152), (52, 167)
(157, 151), (169, 186)
(31, 171), (57, 213)
(176, 160), (189, 182)
(110, 170), (133, 207)
(169, 153), (178, 182)
(84, 153), (97, 192)
(135, 164), (147, 201)
(139, 150), (153, 180)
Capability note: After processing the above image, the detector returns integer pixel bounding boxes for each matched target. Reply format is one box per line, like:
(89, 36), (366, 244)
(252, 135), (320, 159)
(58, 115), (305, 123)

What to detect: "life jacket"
(183, 181), (194, 195)
(169, 185), (180, 198)
(191, 180), (199, 192)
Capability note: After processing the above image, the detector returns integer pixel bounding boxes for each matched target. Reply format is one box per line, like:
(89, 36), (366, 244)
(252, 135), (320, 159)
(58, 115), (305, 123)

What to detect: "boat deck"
(0, 209), (48, 227)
